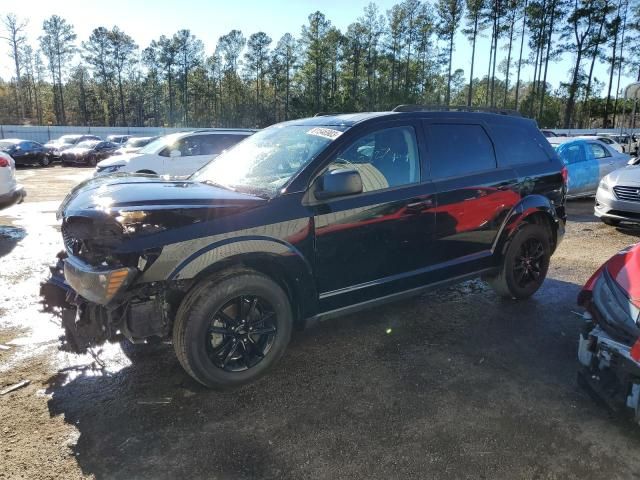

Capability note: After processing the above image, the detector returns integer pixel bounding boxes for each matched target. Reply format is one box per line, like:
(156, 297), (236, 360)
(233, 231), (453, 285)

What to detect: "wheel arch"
(494, 194), (562, 257)
(168, 237), (318, 325)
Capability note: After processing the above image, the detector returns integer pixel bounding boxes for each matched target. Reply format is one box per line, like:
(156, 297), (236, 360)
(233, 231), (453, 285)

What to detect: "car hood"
(605, 244), (640, 303)
(58, 173), (266, 219)
(97, 152), (143, 167)
(605, 165), (640, 186)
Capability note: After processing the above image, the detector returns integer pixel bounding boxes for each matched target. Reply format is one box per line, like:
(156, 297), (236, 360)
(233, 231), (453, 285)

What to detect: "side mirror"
(315, 168), (363, 200)
(169, 149), (182, 158)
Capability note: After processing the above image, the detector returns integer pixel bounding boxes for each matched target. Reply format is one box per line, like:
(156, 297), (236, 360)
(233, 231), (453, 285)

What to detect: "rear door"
(424, 120), (520, 271)
(589, 142), (627, 178)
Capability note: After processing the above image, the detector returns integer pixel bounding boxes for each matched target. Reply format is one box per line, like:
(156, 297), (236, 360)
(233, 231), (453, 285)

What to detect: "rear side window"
(427, 124), (496, 178)
(556, 143), (586, 165)
(491, 124), (550, 166)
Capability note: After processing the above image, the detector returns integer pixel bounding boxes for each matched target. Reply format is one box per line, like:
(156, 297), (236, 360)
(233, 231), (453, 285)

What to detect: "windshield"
(0, 141), (16, 149)
(76, 140), (99, 148)
(138, 133), (183, 155)
(193, 124), (347, 196)
(126, 137), (151, 148)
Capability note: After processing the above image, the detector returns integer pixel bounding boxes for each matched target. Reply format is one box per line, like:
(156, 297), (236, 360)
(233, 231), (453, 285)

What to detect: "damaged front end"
(40, 250), (180, 353)
(577, 254), (640, 425)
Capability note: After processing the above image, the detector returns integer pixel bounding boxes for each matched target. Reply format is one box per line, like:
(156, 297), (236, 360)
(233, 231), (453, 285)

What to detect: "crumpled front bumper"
(578, 322), (640, 422)
(63, 255), (136, 305)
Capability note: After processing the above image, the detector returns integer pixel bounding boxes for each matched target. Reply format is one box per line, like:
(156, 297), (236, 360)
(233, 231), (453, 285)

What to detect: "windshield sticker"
(307, 127), (343, 140)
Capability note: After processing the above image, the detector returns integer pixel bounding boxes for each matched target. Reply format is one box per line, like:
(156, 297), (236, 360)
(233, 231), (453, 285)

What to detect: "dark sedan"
(61, 140), (119, 167)
(0, 138), (50, 167)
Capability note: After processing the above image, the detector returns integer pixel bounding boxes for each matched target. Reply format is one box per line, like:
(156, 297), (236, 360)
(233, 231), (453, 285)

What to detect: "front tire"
(87, 155), (97, 167)
(487, 223), (551, 299)
(173, 270), (293, 389)
(39, 154), (50, 167)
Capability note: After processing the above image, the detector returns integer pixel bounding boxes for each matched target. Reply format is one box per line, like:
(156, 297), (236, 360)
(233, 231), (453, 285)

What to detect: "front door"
(310, 123), (437, 311)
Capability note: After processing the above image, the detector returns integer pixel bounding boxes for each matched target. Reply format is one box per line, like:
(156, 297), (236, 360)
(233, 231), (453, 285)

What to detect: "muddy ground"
(2, 165), (640, 479)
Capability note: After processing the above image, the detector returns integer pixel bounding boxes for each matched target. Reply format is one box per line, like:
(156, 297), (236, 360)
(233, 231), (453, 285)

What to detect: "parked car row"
(544, 130), (639, 155)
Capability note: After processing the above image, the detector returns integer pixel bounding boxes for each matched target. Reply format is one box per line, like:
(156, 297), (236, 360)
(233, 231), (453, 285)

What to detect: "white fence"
(1, 124), (639, 144)
(0, 125), (193, 143)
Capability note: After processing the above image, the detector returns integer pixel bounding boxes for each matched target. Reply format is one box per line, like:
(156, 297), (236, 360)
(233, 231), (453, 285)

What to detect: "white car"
(0, 152), (26, 210)
(95, 129), (255, 177)
(575, 135), (625, 153)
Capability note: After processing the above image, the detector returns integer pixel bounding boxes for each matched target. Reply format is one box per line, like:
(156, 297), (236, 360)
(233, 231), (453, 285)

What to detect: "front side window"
(590, 143), (610, 159)
(193, 124), (347, 197)
(427, 124), (496, 178)
(325, 126), (420, 192)
(556, 143), (586, 165)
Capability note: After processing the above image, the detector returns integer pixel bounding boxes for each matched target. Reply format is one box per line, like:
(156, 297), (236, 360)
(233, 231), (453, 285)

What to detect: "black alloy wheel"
(513, 238), (545, 288)
(205, 295), (277, 372)
(173, 270), (293, 389)
(486, 223), (551, 299)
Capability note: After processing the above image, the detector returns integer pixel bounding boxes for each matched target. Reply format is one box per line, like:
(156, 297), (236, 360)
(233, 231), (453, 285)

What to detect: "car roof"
(281, 110), (536, 128)
(0, 138), (23, 144)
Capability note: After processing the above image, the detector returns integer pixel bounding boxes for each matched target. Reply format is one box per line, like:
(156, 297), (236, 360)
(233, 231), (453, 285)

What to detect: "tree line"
(1, 0), (639, 130)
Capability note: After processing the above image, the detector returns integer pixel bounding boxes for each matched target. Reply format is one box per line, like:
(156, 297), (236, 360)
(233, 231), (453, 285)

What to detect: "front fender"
(494, 194), (565, 255)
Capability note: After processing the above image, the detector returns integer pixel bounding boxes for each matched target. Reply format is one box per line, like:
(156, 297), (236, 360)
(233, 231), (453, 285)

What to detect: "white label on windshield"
(307, 127), (343, 140)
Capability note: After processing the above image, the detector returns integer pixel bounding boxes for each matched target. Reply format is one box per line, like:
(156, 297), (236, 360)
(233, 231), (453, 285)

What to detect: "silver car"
(595, 165), (640, 225)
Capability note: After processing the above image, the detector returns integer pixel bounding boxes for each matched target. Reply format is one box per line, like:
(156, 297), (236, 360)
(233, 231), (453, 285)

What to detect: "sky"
(0, 0), (637, 99)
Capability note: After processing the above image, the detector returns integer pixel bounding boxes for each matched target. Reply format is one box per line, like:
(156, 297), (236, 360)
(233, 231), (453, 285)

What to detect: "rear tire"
(601, 217), (620, 227)
(88, 155), (97, 167)
(173, 270), (293, 389)
(487, 223), (551, 300)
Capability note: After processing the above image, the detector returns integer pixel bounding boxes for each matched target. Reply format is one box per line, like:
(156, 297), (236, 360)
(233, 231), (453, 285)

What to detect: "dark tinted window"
(491, 124), (550, 166)
(427, 124), (496, 178)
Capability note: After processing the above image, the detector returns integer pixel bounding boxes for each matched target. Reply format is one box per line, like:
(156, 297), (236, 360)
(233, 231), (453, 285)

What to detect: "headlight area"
(598, 177), (611, 193)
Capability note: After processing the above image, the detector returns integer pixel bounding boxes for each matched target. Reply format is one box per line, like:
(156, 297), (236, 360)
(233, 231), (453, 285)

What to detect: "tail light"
(0, 157), (9, 167)
(631, 338), (640, 362)
(561, 166), (568, 186)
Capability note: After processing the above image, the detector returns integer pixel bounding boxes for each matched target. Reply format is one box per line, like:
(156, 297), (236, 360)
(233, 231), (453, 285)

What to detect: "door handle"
(406, 198), (434, 212)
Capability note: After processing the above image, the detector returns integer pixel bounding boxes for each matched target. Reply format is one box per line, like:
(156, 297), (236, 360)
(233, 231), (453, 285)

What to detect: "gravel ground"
(1, 165), (640, 480)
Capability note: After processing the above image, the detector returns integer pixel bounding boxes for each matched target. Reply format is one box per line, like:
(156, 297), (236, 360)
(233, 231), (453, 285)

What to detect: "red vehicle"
(577, 243), (640, 423)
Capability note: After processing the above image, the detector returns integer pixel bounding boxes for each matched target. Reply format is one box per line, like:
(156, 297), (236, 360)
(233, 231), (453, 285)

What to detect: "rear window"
(427, 124), (496, 178)
(491, 124), (551, 166)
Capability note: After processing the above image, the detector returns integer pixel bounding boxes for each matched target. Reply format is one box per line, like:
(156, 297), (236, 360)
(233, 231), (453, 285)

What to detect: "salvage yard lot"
(1, 166), (640, 479)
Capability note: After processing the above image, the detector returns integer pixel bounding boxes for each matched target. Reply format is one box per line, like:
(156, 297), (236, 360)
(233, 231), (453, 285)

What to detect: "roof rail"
(392, 104), (522, 117)
(314, 112), (344, 117)
(192, 128), (258, 133)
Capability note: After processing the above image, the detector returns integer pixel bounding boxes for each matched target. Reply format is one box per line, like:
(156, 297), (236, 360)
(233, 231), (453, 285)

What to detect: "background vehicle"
(575, 135), (625, 153)
(95, 129), (255, 176)
(0, 139), (49, 167)
(577, 243), (640, 425)
(0, 151), (26, 210)
(44, 134), (101, 161)
(549, 137), (629, 198)
(541, 129), (557, 138)
(43, 108), (566, 389)
(61, 140), (119, 167)
(111, 136), (158, 155)
(106, 134), (132, 145)
(595, 166), (640, 226)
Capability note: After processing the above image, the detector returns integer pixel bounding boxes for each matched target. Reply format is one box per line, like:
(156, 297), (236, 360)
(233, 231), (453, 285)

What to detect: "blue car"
(549, 138), (629, 198)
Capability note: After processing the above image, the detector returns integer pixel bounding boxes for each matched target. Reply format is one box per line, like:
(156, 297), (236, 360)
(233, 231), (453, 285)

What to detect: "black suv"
(42, 107), (566, 388)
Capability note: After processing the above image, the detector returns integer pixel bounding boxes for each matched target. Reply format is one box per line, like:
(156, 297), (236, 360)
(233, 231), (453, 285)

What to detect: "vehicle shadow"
(45, 277), (640, 479)
(0, 225), (26, 258)
(566, 198), (600, 223)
